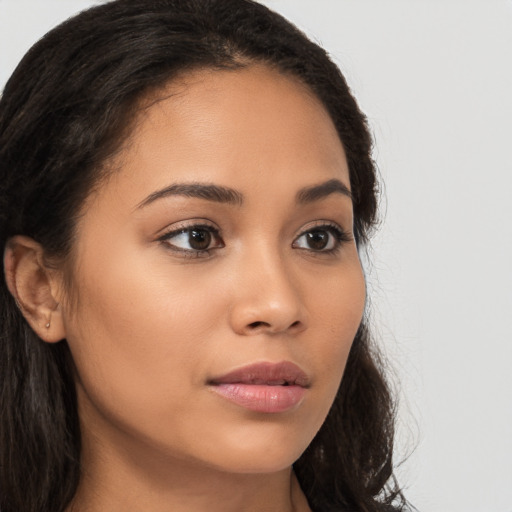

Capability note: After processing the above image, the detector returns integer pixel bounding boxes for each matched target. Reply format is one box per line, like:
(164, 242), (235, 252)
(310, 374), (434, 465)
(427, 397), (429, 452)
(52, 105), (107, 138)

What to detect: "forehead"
(93, 64), (349, 211)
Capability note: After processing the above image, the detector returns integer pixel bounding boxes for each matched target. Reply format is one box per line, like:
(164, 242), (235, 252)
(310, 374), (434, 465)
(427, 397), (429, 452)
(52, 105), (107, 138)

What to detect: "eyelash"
(292, 222), (352, 255)
(157, 221), (351, 258)
(157, 223), (224, 258)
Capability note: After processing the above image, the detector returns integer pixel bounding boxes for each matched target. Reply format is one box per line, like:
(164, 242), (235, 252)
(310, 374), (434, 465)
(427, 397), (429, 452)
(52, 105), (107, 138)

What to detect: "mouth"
(208, 361), (310, 413)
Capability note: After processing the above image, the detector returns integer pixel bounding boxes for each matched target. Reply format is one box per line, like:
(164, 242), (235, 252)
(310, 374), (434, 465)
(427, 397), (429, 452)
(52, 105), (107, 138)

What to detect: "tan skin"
(4, 65), (366, 512)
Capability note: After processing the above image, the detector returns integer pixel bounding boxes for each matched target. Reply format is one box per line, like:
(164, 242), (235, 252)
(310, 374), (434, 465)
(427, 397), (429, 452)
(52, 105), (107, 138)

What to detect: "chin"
(195, 424), (314, 475)
(208, 451), (302, 475)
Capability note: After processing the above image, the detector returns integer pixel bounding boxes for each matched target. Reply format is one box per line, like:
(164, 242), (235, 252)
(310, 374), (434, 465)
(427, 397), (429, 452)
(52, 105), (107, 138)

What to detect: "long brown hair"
(0, 1), (406, 511)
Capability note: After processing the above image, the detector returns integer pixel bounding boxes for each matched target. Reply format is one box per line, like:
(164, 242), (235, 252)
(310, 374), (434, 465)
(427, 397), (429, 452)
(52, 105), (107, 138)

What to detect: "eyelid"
(294, 220), (352, 240)
(292, 220), (353, 253)
(155, 218), (219, 238)
(156, 219), (224, 257)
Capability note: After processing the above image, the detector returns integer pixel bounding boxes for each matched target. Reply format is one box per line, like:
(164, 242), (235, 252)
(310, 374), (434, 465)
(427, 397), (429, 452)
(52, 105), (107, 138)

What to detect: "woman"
(0, 1), (408, 511)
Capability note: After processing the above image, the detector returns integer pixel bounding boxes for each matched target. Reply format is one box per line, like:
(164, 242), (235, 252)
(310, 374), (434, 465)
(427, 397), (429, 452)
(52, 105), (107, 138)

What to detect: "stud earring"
(45, 321), (50, 329)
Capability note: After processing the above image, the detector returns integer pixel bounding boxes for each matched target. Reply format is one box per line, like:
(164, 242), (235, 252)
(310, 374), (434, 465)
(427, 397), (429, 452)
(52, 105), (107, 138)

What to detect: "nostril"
(248, 321), (269, 329)
(246, 320), (302, 332)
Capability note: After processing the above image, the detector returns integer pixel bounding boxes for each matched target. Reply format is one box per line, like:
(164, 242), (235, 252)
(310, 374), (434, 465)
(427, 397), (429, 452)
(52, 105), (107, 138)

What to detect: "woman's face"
(60, 65), (366, 474)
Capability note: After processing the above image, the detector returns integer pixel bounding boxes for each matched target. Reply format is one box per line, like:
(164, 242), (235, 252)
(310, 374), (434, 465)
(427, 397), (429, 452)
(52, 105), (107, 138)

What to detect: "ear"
(4, 235), (67, 343)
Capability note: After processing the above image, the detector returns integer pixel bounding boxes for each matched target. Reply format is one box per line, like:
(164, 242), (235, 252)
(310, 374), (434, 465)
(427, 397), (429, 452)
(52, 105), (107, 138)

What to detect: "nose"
(228, 250), (307, 337)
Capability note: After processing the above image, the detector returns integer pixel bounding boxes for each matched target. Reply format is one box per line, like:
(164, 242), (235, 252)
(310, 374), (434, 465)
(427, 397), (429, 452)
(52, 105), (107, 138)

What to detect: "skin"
(6, 65), (366, 512)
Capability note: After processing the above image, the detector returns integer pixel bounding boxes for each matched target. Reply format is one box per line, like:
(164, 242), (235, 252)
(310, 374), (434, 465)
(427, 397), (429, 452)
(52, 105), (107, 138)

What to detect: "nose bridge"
(229, 238), (306, 335)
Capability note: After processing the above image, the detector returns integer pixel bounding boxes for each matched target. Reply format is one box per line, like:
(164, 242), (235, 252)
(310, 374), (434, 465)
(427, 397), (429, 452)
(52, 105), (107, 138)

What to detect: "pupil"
(189, 229), (211, 250)
(307, 230), (328, 250)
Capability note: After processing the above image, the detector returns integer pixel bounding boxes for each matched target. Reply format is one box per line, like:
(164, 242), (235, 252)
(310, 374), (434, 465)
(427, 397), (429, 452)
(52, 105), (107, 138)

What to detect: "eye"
(292, 224), (350, 253)
(158, 224), (224, 255)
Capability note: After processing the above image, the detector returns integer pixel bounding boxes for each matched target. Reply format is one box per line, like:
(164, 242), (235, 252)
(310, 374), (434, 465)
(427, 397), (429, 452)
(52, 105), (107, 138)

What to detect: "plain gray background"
(1, 1), (511, 511)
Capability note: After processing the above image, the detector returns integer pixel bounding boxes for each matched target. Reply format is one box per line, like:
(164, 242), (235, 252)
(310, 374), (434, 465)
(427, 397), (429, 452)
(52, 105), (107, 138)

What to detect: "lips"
(208, 361), (309, 413)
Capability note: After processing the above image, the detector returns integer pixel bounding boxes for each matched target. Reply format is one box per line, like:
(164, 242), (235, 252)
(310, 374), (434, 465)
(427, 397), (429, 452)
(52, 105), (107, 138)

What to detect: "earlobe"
(4, 235), (67, 343)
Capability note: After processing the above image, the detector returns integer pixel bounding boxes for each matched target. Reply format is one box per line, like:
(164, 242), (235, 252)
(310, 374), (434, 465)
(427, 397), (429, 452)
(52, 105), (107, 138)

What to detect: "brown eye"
(160, 225), (224, 253)
(188, 228), (211, 250)
(293, 224), (349, 253)
(305, 230), (329, 250)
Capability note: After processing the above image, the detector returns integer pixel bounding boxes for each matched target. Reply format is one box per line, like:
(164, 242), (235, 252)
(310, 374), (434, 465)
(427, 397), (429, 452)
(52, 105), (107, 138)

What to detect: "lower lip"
(210, 383), (306, 413)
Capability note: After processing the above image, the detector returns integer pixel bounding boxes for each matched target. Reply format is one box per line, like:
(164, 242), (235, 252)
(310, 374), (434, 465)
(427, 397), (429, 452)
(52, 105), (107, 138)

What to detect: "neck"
(67, 416), (311, 512)
(69, 460), (310, 512)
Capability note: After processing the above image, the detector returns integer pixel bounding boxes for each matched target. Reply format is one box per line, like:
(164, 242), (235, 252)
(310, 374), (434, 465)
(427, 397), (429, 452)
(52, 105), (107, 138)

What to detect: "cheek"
(68, 239), (225, 347)
(311, 256), (365, 338)
(307, 257), (365, 385)
(62, 246), (227, 425)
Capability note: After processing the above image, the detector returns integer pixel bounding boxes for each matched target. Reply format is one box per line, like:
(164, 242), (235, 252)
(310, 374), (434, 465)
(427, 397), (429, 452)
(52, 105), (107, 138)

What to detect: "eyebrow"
(296, 178), (352, 203)
(136, 178), (351, 209)
(136, 182), (244, 209)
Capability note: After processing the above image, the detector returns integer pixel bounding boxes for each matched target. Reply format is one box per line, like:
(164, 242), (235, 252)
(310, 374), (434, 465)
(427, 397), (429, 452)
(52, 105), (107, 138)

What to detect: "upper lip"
(208, 361), (310, 387)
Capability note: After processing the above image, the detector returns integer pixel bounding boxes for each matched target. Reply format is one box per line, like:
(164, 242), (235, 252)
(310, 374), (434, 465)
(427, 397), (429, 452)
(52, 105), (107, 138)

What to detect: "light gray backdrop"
(1, 1), (511, 511)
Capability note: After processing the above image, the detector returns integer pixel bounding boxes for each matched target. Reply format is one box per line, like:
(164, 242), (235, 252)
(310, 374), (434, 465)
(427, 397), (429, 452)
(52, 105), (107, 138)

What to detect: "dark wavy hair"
(0, 1), (407, 511)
